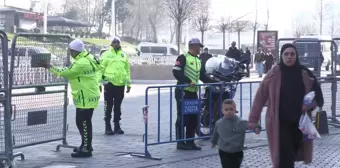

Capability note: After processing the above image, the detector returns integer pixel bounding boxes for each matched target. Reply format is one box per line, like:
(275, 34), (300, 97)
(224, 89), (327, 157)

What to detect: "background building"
(0, 6), (43, 33)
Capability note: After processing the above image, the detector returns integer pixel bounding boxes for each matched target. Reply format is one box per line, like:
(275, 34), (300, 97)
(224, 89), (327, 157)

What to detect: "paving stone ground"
(7, 80), (340, 168)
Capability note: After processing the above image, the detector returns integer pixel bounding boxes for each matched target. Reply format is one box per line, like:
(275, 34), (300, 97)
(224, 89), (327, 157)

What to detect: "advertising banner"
(257, 30), (278, 54)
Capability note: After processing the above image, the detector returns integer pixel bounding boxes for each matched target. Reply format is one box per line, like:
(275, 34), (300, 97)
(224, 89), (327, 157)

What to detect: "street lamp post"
(111, 0), (115, 37)
(43, 0), (48, 34)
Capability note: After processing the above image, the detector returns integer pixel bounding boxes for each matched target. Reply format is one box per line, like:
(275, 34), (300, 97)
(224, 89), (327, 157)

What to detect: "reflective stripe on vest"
(183, 53), (201, 92)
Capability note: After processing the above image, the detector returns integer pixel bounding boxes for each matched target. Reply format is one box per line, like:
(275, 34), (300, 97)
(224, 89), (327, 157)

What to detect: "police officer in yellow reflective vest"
(41, 39), (100, 158)
(172, 38), (206, 150)
(100, 36), (131, 135)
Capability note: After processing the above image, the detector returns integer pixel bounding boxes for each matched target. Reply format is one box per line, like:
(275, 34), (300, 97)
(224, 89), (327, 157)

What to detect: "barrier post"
(121, 87), (161, 160)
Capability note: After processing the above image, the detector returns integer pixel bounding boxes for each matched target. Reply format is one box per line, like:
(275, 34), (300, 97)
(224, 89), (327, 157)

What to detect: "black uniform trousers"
(278, 119), (302, 168)
(219, 150), (244, 168)
(175, 89), (198, 144)
(245, 63), (250, 77)
(76, 108), (94, 151)
(104, 82), (125, 123)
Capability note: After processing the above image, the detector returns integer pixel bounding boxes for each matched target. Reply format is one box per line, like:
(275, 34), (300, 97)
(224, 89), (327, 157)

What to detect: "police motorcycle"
(196, 56), (247, 137)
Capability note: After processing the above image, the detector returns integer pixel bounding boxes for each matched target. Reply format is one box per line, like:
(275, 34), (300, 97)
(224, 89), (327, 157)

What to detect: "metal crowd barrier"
(317, 77), (340, 127)
(0, 30), (13, 167)
(8, 33), (77, 162)
(276, 38), (338, 77)
(119, 82), (266, 160)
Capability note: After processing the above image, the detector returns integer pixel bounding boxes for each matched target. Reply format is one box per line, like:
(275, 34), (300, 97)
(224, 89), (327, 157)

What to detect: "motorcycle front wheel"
(196, 105), (219, 138)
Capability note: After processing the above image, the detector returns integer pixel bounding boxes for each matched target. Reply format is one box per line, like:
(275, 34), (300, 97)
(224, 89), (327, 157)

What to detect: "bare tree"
(144, 0), (165, 42)
(192, 0), (211, 45)
(166, 0), (196, 52)
(233, 20), (251, 49)
(126, 0), (148, 40)
(251, 21), (260, 56)
(330, 15), (335, 37)
(216, 17), (233, 50)
(292, 18), (316, 37)
(193, 15), (210, 45)
(263, 0), (269, 30)
(315, 0), (332, 35)
(90, 0), (106, 36)
(169, 18), (176, 43)
(329, 12), (340, 37)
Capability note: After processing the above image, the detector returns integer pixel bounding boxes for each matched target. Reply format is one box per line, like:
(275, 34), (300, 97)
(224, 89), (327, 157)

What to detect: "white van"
(136, 42), (183, 57)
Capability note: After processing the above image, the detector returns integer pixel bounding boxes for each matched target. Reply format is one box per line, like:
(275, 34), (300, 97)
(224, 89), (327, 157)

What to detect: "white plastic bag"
(303, 91), (315, 107)
(299, 114), (321, 140)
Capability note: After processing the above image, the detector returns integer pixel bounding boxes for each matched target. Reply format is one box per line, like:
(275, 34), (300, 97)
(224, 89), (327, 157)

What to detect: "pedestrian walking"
(254, 48), (265, 77)
(264, 49), (274, 73)
(100, 36), (131, 135)
(211, 99), (260, 168)
(41, 39), (101, 158)
(248, 43), (324, 168)
(241, 47), (251, 77)
(172, 38), (205, 150)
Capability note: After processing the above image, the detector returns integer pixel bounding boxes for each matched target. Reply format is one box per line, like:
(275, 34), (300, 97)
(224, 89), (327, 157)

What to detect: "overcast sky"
(3, 0), (340, 45)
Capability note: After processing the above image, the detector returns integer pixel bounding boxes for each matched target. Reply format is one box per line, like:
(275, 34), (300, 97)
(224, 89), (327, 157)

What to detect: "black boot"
(71, 148), (92, 158)
(105, 120), (114, 135)
(73, 146), (93, 152)
(114, 122), (124, 134)
(187, 141), (202, 150)
(176, 142), (192, 150)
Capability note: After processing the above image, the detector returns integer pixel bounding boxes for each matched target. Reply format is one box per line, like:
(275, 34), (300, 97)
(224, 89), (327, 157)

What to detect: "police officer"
(173, 38), (207, 150)
(41, 39), (100, 158)
(100, 36), (131, 135)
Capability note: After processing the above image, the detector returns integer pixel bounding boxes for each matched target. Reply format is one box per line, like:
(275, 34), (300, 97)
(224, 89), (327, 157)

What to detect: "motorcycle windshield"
(205, 57), (220, 74)
(216, 57), (237, 76)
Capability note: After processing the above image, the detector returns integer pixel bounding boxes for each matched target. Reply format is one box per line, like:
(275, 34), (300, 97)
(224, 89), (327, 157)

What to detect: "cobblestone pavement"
(10, 82), (340, 168)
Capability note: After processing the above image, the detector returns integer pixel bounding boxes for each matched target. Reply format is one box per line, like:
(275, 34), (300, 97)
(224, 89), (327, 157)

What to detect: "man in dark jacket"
(241, 47), (251, 77)
(199, 47), (213, 65)
(254, 48), (265, 77)
(264, 49), (274, 73)
(225, 41), (241, 61)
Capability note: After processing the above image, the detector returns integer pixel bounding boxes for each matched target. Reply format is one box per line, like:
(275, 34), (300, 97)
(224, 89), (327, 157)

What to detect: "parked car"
(136, 42), (182, 57)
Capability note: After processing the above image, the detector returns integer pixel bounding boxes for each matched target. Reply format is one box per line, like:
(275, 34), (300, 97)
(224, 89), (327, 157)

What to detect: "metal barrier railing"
(317, 77), (340, 126)
(0, 33), (337, 166)
(0, 30), (14, 167)
(9, 33), (77, 161)
(116, 81), (266, 160)
(276, 38), (338, 77)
